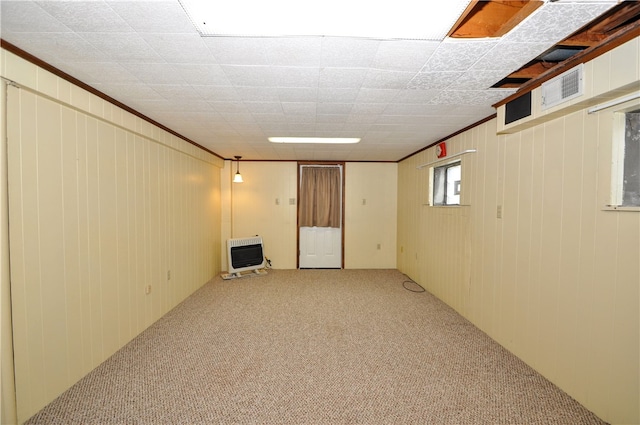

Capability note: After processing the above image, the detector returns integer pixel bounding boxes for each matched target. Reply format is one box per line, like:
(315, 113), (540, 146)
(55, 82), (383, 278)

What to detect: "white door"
(299, 226), (341, 268)
(298, 164), (343, 268)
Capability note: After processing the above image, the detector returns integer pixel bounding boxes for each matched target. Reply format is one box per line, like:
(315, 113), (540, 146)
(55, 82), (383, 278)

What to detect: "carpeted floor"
(26, 269), (606, 424)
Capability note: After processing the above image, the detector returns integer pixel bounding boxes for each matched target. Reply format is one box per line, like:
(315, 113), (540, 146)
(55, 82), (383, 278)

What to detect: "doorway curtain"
(299, 166), (341, 228)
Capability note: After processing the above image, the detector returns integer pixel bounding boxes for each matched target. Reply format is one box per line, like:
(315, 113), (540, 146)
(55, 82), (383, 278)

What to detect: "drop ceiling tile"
(251, 113), (287, 123)
(5, 32), (105, 62)
(172, 64), (230, 86)
(371, 40), (439, 71)
(37, 1), (132, 33)
(140, 33), (217, 64)
(108, 1), (196, 33)
(99, 83), (164, 101)
(406, 71), (464, 90)
(67, 62), (139, 84)
(319, 68), (369, 89)
(281, 102), (317, 116)
(429, 90), (511, 106)
(0, 1), (71, 33)
(259, 123), (290, 134)
(317, 88), (360, 103)
(202, 37), (271, 65)
(362, 70), (416, 90)
(234, 87), (281, 102)
(350, 103), (388, 115)
(504, 2), (617, 44)
(448, 70), (509, 90)
(420, 39), (497, 72)
(383, 103), (444, 116)
(208, 101), (250, 114)
(264, 37), (323, 67)
(278, 87), (319, 102)
(345, 113), (379, 124)
(216, 110), (254, 123)
(79, 32), (162, 62)
(120, 62), (183, 84)
(221, 65), (279, 87)
(244, 102), (283, 114)
(159, 98), (214, 112)
(472, 42), (552, 72)
(321, 37), (380, 68)
(150, 84), (204, 101)
(317, 103), (353, 115)
(273, 66), (320, 88)
(354, 88), (400, 104)
(286, 114), (316, 123)
(391, 89), (440, 103)
(195, 86), (241, 102)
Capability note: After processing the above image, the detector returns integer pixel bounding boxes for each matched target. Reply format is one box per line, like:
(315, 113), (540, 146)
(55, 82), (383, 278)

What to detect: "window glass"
(432, 161), (461, 206)
(622, 109), (640, 206)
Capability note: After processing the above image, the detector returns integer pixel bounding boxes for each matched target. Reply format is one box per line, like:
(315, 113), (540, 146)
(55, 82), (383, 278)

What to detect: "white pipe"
(588, 92), (640, 114)
(416, 149), (477, 169)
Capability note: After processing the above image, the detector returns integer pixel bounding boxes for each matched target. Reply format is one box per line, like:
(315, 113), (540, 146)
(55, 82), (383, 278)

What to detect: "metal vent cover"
(541, 64), (584, 110)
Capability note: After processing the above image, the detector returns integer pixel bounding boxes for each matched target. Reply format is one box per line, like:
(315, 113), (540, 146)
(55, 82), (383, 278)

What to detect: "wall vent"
(505, 91), (532, 124)
(541, 64), (584, 110)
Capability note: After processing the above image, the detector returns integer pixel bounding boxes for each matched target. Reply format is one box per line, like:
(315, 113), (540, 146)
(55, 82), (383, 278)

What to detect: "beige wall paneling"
(1, 78), (19, 424)
(344, 162), (397, 269)
(4, 79), (221, 423)
(230, 161), (298, 269)
(225, 161), (399, 270)
(397, 98), (639, 423)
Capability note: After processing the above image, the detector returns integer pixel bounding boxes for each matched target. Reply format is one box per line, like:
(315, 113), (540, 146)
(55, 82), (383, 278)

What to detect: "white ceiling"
(0, 0), (618, 161)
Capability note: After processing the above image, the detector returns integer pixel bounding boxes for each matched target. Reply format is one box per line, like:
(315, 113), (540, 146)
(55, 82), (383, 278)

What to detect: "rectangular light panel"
(180, 0), (472, 40)
(268, 137), (361, 144)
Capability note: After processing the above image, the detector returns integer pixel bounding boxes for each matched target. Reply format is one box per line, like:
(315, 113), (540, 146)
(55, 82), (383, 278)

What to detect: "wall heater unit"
(226, 236), (266, 278)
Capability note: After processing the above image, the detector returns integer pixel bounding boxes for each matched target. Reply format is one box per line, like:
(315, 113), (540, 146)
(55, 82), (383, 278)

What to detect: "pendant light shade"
(233, 156), (243, 183)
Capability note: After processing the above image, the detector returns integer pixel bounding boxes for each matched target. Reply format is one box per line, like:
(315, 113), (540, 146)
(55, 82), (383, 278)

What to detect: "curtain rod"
(416, 149), (477, 169)
(587, 91), (640, 114)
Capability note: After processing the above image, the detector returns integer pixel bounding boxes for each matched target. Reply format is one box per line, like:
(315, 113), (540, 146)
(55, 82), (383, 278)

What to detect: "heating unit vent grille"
(228, 236), (262, 248)
(541, 64), (584, 110)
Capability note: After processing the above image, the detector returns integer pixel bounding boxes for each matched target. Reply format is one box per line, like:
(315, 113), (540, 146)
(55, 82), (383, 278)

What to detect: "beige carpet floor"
(26, 269), (606, 424)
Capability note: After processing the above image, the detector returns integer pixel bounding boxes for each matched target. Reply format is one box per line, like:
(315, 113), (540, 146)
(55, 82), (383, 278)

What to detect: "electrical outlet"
(167, 270), (171, 280)
(362, 198), (367, 205)
(145, 285), (152, 295)
(497, 205), (503, 219)
(377, 243), (381, 250)
(275, 198), (280, 205)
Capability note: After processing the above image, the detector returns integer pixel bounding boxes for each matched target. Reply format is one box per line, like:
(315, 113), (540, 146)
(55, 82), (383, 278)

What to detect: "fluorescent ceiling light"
(268, 137), (361, 144)
(179, 0), (472, 40)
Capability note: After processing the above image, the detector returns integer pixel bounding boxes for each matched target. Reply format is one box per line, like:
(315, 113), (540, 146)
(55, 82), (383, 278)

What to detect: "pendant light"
(233, 156), (243, 183)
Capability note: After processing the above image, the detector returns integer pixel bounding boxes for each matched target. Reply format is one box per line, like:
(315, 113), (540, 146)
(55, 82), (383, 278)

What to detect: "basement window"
(431, 161), (461, 206)
(609, 106), (640, 210)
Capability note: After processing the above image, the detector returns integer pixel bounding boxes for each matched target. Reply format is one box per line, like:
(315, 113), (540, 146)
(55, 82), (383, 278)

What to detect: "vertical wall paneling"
(397, 96), (639, 424)
(1, 77), (18, 423)
(226, 161), (398, 270)
(4, 68), (222, 421)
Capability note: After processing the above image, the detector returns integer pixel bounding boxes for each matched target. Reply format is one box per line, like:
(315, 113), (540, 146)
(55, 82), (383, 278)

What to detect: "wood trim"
(1, 39), (224, 160)
(494, 21), (640, 108)
(398, 114), (497, 162)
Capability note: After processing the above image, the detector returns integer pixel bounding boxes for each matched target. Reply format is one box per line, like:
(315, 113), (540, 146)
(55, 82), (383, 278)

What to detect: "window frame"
(429, 160), (462, 207)
(608, 102), (640, 211)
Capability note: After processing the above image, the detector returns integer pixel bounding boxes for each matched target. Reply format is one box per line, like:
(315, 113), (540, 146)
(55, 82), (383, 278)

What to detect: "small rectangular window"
(432, 161), (461, 206)
(622, 109), (640, 206)
(612, 107), (640, 208)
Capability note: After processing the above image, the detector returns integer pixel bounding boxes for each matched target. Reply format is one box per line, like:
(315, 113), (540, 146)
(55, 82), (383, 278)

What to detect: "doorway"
(298, 163), (344, 268)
